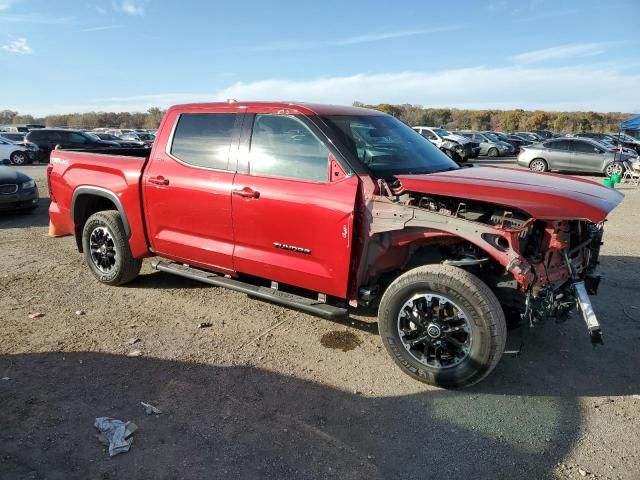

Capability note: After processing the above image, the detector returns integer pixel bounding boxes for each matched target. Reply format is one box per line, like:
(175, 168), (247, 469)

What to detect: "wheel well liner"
(71, 187), (131, 252)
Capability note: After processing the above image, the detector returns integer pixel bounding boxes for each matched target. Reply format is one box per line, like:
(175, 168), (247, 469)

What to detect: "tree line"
(353, 103), (632, 133)
(0, 108), (166, 130)
(0, 104), (633, 133)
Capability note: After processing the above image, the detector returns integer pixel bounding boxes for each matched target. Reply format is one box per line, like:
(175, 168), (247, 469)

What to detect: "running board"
(152, 261), (348, 320)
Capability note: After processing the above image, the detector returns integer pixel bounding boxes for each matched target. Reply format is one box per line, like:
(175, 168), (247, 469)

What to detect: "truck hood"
(396, 166), (623, 223)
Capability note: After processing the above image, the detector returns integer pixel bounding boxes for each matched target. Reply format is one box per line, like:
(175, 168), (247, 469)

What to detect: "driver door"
(231, 113), (358, 298)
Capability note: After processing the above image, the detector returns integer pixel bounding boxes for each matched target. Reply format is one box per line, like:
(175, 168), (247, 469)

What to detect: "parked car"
(514, 132), (544, 142)
(47, 101), (622, 388)
(412, 126), (480, 161)
(88, 132), (146, 148)
(0, 132), (26, 142)
(484, 131), (530, 153)
(119, 132), (155, 146)
(25, 129), (121, 163)
(573, 133), (638, 156)
(531, 130), (555, 139)
(606, 132), (640, 155)
(0, 165), (39, 211)
(0, 136), (34, 165)
(0, 124), (45, 133)
(457, 131), (514, 156)
(517, 137), (635, 175)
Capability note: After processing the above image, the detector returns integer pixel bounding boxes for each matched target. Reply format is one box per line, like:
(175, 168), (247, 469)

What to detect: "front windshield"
(85, 132), (100, 140)
(320, 115), (459, 176)
(484, 132), (501, 142)
(432, 128), (450, 137)
(138, 133), (154, 140)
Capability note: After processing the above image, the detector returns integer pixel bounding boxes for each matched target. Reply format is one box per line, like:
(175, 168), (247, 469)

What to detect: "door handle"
(148, 176), (169, 186)
(232, 187), (260, 199)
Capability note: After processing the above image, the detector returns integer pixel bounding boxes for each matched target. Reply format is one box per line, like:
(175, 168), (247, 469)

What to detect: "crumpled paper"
(94, 417), (138, 457)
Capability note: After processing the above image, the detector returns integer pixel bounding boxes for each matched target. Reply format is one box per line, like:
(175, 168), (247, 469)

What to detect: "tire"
(604, 162), (623, 177)
(488, 147), (499, 157)
(444, 149), (461, 163)
(529, 158), (548, 172)
(378, 265), (506, 388)
(82, 210), (141, 286)
(10, 151), (27, 165)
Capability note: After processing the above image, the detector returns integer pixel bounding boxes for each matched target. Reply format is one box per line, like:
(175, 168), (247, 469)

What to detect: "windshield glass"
(432, 128), (450, 137)
(484, 132), (501, 142)
(85, 132), (100, 140)
(138, 133), (154, 140)
(320, 115), (459, 176)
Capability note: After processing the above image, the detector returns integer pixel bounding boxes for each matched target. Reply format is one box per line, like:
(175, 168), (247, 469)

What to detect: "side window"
(69, 133), (88, 144)
(170, 113), (237, 170)
(249, 115), (329, 182)
(572, 140), (601, 154)
(545, 140), (570, 151)
(423, 130), (437, 140)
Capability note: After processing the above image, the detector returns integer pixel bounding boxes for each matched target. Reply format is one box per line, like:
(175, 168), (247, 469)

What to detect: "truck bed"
(48, 147), (151, 258)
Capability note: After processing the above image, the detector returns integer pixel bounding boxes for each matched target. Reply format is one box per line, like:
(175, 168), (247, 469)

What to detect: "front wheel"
(604, 162), (623, 177)
(10, 151), (28, 165)
(378, 265), (506, 388)
(488, 147), (499, 157)
(82, 210), (142, 286)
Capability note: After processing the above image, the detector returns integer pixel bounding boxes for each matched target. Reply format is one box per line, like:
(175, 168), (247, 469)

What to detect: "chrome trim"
(0, 184), (18, 194)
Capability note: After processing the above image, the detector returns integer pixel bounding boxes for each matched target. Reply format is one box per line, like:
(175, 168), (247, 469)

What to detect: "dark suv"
(25, 129), (120, 163)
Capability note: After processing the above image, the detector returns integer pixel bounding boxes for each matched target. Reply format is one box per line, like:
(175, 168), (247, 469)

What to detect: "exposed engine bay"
(361, 177), (606, 343)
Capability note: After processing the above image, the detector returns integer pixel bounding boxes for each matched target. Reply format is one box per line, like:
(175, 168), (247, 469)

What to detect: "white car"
(0, 137), (32, 165)
(413, 126), (480, 161)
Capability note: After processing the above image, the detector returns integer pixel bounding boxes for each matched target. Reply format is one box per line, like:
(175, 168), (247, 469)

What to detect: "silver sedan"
(517, 137), (637, 176)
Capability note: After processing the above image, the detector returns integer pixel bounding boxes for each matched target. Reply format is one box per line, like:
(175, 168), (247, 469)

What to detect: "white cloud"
(0, 13), (73, 24)
(17, 65), (640, 116)
(82, 24), (124, 32)
(2, 36), (32, 54)
(252, 26), (459, 52)
(511, 43), (609, 63)
(112, 1), (144, 16)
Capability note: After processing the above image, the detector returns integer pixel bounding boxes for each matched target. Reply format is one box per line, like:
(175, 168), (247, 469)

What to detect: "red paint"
(397, 167), (623, 223)
(48, 101), (623, 301)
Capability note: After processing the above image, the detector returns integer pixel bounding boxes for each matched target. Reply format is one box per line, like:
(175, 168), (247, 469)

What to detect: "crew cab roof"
(167, 101), (385, 116)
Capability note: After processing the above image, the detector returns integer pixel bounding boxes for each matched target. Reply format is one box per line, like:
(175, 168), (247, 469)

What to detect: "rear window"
(170, 113), (237, 170)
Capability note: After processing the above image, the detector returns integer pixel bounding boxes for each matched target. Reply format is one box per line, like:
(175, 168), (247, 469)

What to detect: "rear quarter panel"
(48, 151), (149, 258)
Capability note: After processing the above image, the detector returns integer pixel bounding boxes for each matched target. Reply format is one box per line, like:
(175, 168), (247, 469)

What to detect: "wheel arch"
(72, 187), (131, 252)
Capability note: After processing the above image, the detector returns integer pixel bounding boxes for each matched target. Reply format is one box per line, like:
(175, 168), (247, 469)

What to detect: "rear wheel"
(10, 151), (27, 165)
(488, 147), (499, 157)
(378, 265), (506, 388)
(82, 211), (141, 286)
(529, 158), (548, 172)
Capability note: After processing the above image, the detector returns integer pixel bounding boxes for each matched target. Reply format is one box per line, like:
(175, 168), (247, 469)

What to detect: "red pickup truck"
(47, 102), (623, 388)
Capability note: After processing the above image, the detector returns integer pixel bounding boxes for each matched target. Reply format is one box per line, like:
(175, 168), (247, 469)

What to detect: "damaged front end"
(360, 176), (613, 344)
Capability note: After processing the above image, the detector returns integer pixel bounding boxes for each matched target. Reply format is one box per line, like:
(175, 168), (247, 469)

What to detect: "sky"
(0, 0), (639, 116)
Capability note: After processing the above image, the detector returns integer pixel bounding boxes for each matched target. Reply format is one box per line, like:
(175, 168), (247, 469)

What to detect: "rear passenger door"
(231, 113), (358, 298)
(543, 139), (572, 170)
(142, 110), (241, 274)
(570, 139), (606, 172)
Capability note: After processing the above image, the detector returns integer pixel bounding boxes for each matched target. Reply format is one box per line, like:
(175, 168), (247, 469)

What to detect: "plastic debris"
(198, 322), (212, 329)
(28, 312), (45, 319)
(127, 338), (141, 345)
(75, 310), (85, 316)
(141, 401), (162, 415)
(127, 350), (142, 357)
(94, 417), (138, 457)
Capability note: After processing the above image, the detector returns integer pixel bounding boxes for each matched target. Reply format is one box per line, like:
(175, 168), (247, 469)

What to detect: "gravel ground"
(1, 163), (639, 480)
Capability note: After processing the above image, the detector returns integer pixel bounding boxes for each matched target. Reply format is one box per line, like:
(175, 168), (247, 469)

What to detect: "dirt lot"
(1, 163), (640, 480)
